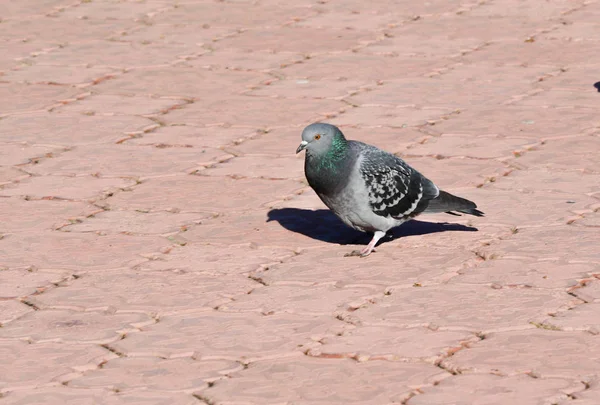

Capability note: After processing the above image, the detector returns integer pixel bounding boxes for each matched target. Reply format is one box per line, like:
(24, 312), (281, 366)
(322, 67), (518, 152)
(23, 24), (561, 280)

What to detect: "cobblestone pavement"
(1, 0), (599, 404)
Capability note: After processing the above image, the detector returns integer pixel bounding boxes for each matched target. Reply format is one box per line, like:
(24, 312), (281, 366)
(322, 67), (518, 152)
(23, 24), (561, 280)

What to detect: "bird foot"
(344, 247), (376, 258)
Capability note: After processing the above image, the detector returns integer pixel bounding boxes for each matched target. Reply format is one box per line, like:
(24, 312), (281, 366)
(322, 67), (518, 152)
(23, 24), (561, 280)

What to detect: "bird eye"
(314, 134), (321, 140)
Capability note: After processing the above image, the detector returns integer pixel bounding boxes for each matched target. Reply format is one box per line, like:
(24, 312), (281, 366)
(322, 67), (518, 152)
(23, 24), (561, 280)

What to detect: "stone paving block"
(0, 175), (137, 200)
(30, 270), (256, 313)
(35, 40), (199, 68)
(0, 167), (29, 186)
(3, 64), (120, 86)
(122, 23), (239, 48)
(0, 0), (69, 19)
(481, 226), (599, 263)
(408, 374), (583, 405)
(162, 95), (344, 127)
(95, 66), (267, 97)
(224, 128), (304, 156)
(63, 210), (209, 235)
(105, 175), (302, 213)
(111, 311), (343, 360)
(68, 357), (241, 392)
(448, 259), (596, 289)
(280, 52), (436, 81)
(0, 232), (168, 270)
(137, 242), (294, 276)
(202, 155), (304, 180)
(538, 302), (600, 333)
(0, 198), (99, 232)
(57, 0), (172, 21)
(0, 269), (70, 298)
(123, 125), (257, 149)
(189, 49), (305, 72)
(26, 144), (225, 178)
(339, 105), (457, 128)
(353, 284), (571, 331)
(0, 310), (151, 344)
(405, 134), (537, 159)
(0, 340), (112, 391)
(56, 94), (187, 116)
(0, 300), (34, 326)
(0, 112), (154, 145)
(0, 143), (67, 166)
(0, 82), (83, 116)
(441, 329), (600, 379)
(219, 284), (381, 315)
(426, 106), (596, 140)
(201, 357), (446, 405)
(519, 87), (600, 109)
(247, 77), (373, 100)
(252, 241), (475, 287)
(216, 26), (377, 54)
(0, 387), (199, 405)
(492, 168), (600, 195)
(310, 326), (474, 361)
(515, 135), (600, 173)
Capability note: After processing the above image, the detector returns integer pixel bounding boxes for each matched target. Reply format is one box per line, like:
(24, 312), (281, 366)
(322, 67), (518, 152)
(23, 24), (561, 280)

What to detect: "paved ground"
(1, 0), (599, 404)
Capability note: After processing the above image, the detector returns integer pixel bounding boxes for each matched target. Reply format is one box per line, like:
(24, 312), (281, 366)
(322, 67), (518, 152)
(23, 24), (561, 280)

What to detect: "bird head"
(296, 123), (346, 156)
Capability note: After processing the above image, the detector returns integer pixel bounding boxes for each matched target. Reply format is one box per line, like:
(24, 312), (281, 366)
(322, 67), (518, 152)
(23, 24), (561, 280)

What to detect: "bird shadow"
(267, 208), (478, 246)
(594, 82), (600, 92)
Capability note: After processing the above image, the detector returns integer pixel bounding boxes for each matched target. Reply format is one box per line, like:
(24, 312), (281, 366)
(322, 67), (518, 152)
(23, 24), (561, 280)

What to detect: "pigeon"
(296, 123), (484, 257)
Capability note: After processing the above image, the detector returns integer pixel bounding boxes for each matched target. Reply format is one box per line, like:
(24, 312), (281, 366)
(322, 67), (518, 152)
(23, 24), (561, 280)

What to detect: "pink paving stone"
(440, 329), (600, 378)
(310, 326), (474, 361)
(251, 242), (475, 287)
(62, 210), (209, 235)
(162, 95), (345, 127)
(0, 232), (168, 270)
(515, 134), (600, 173)
(68, 357), (241, 392)
(55, 94), (187, 116)
(0, 387), (199, 405)
(104, 175), (302, 213)
(121, 23), (239, 47)
(491, 168), (600, 195)
(57, 0), (173, 20)
(136, 242), (294, 276)
(0, 175), (136, 200)
(0, 269), (71, 298)
(0, 39), (60, 72)
(30, 270), (256, 313)
(0, 310), (151, 344)
(405, 134), (538, 159)
(280, 52), (436, 82)
(35, 40), (201, 68)
(224, 128), (304, 157)
(26, 144), (228, 178)
(95, 66), (267, 97)
(0, 82), (83, 116)
(335, 106), (455, 128)
(408, 374), (583, 405)
(0, 198), (99, 232)
(0, 0), (68, 19)
(247, 77), (374, 100)
(0, 112), (154, 145)
(0, 340), (112, 391)
(124, 125), (257, 149)
(0, 167), (29, 186)
(518, 87), (600, 109)
(0, 143), (68, 166)
(447, 187), (599, 227)
(201, 357), (445, 405)
(111, 312), (344, 360)
(537, 302), (600, 333)
(202, 155), (304, 180)
(0, 300), (34, 326)
(3, 64), (120, 86)
(449, 259), (597, 289)
(216, 26), (376, 53)
(218, 284), (381, 315)
(353, 284), (571, 332)
(188, 49), (305, 72)
(479, 226), (599, 262)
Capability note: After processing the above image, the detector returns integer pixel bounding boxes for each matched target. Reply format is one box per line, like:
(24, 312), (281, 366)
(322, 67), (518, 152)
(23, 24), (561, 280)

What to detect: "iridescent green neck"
(315, 135), (348, 172)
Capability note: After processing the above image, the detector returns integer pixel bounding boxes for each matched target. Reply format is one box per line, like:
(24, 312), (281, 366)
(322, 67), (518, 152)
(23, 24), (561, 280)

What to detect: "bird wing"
(358, 148), (439, 219)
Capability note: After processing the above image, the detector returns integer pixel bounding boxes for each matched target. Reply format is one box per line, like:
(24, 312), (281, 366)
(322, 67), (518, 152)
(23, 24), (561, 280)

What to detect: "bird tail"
(425, 190), (484, 217)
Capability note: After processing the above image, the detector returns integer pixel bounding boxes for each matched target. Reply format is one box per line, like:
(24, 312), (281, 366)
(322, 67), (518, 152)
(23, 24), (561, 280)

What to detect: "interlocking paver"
(2, 0), (600, 403)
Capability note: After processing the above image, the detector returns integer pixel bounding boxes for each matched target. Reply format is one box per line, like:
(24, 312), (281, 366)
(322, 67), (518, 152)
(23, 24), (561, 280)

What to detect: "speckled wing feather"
(357, 144), (439, 219)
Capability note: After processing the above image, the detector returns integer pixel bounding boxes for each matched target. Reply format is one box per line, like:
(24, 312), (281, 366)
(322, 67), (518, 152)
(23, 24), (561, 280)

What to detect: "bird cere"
(297, 123), (484, 257)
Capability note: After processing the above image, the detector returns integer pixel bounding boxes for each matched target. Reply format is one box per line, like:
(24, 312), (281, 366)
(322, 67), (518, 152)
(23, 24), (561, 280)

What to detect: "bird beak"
(296, 140), (308, 154)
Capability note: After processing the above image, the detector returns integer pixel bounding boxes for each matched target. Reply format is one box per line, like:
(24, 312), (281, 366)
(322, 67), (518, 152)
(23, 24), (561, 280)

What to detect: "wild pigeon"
(296, 123), (484, 257)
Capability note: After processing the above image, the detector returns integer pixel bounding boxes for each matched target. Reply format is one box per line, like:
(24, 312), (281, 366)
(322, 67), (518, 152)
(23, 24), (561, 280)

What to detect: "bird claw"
(344, 247), (376, 258)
